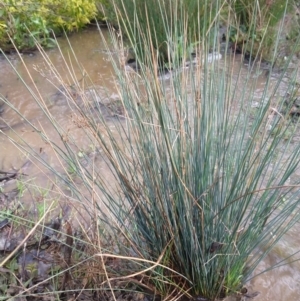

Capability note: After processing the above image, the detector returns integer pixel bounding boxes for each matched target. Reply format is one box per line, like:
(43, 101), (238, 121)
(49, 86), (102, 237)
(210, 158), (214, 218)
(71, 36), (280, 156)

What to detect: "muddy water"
(0, 27), (121, 228)
(0, 28), (300, 299)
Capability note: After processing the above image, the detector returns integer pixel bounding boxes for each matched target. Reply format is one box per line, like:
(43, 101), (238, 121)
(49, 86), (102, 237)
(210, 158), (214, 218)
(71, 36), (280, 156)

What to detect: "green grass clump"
(229, 0), (298, 63)
(103, 0), (217, 67)
(99, 51), (300, 299)
(93, 1), (300, 299)
(1, 0), (300, 300)
(233, 0), (291, 28)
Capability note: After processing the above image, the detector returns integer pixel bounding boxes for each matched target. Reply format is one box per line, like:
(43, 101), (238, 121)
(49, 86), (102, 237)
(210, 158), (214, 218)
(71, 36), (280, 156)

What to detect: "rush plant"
(103, 0), (217, 67)
(1, 0), (300, 300)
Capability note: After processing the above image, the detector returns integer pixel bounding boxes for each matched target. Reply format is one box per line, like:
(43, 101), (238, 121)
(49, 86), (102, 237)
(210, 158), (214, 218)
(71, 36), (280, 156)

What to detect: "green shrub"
(0, 0), (99, 51)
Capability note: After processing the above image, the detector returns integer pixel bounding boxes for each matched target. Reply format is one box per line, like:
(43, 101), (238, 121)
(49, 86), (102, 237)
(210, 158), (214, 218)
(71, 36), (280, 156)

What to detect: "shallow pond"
(0, 27), (300, 300)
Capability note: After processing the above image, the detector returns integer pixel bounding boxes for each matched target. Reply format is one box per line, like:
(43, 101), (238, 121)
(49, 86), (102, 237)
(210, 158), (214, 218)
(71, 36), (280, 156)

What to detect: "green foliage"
(103, 59), (300, 298)
(2, 0), (300, 300)
(104, 0), (299, 65)
(229, 0), (298, 62)
(91, 2), (300, 299)
(233, 0), (289, 28)
(0, 0), (98, 51)
(104, 0), (217, 66)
